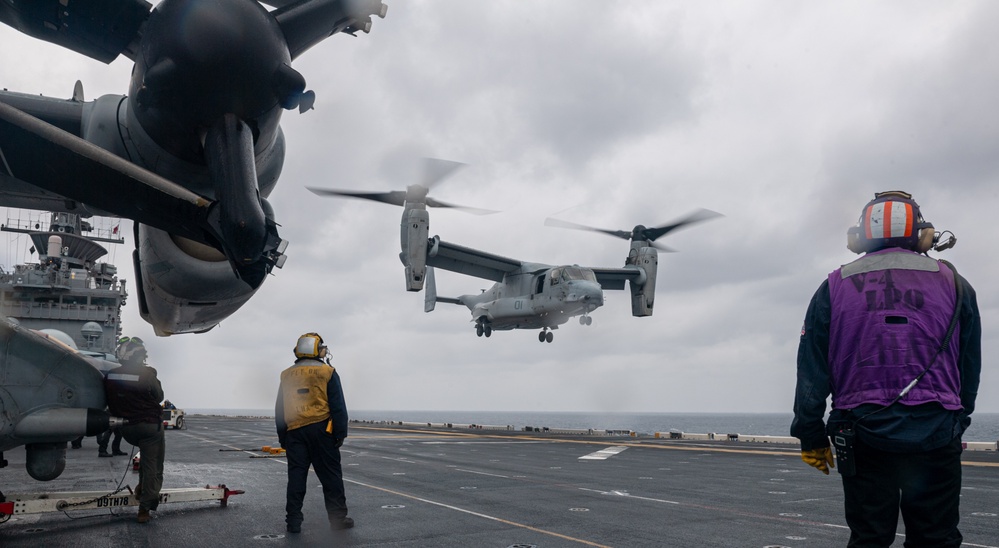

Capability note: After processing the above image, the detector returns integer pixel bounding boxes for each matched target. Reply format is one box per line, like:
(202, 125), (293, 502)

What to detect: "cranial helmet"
(116, 336), (147, 364)
(847, 191), (935, 254)
(294, 332), (328, 359)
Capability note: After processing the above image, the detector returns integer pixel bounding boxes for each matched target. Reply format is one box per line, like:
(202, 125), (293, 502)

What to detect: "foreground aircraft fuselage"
(0, 0), (386, 335)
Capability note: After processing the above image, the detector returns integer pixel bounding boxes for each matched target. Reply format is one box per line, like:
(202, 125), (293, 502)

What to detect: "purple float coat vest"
(827, 248), (962, 411)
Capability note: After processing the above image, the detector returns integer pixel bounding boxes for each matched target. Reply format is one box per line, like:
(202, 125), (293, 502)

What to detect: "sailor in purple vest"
(792, 191), (981, 548)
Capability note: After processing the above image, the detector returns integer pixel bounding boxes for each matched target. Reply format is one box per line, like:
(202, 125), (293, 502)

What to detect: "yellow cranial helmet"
(294, 332), (327, 359)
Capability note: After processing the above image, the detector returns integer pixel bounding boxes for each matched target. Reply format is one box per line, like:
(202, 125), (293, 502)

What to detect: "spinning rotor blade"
(424, 198), (496, 215)
(642, 209), (723, 242)
(306, 188), (407, 207)
(543, 217), (633, 240)
(307, 157), (495, 215)
(420, 158), (467, 189)
(545, 208), (721, 250)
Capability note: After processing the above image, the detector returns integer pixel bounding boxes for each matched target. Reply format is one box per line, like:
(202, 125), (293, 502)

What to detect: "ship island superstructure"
(0, 212), (126, 357)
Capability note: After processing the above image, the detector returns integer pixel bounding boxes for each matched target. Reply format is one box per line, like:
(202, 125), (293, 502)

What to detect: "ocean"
(188, 409), (999, 442)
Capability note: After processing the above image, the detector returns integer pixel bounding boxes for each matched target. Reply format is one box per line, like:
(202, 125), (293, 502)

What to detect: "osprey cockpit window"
(562, 266), (597, 282)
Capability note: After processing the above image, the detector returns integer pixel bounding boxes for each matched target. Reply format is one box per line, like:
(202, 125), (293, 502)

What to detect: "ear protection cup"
(915, 227), (935, 253)
(846, 226), (869, 254)
(294, 332), (327, 359)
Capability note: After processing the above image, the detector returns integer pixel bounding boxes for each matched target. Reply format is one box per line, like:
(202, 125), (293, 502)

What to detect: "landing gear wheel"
(476, 323), (484, 337)
(585, 316), (592, 325)
(538, 331), (546, 342)
(545, 331), (554, 343)
(484, 325), (492, 337)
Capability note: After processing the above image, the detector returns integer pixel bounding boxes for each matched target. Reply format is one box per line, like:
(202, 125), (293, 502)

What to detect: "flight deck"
(1, 416), (997, 547)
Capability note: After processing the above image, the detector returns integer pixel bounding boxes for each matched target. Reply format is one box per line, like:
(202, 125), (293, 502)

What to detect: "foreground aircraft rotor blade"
(0, 0), (151, 64)
(274, 0), (388, 60)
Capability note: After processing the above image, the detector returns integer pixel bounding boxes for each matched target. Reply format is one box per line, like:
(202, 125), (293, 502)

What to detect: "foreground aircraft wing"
(427, 239), (524, 282)
(0, 90), (112, 215)
(0, 98), (221, 248)
(590, 267), (645, 290)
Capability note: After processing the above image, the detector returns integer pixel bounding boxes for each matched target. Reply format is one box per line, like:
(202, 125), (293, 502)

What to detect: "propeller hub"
(130, 0), (290, 161)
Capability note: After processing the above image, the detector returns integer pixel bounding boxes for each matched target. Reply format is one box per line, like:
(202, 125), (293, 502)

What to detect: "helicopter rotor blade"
(543, 217), (632, 240)
(308, 157), (493, 214)
(420, 158), (467, 189)
(306, 187), (407, 207)
(545, 208), (721, 249)
(643, 209), (723, 242)
(425, 197), (497, 215)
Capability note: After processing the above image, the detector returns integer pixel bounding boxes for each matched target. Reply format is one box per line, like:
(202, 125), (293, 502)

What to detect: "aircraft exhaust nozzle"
(14, 407), (116, 439)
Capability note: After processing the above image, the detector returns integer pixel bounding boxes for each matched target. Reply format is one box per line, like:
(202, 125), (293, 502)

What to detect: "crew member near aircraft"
(105, 336), (166, 524)
(792, 191), (981, 547)
(275, 332), (353, 533)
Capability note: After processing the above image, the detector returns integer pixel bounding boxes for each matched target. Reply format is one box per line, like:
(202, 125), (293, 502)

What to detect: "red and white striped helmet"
(847, 191), (934, 254)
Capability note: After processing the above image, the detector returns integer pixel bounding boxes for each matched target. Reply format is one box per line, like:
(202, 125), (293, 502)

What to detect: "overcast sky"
(1, 1), (996, 417)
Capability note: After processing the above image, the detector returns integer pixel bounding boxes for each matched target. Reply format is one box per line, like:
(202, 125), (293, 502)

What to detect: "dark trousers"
(120, 422), (166, 512)
(97, 429), (123, 453)
(841, 437), (963, 548)
(285, 420), (347, 526)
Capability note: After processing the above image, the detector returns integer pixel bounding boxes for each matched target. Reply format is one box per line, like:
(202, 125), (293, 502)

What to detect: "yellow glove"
(801, 447), (835, 475)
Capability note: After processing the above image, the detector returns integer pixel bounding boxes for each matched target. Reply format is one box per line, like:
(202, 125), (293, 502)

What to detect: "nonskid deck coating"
(1, 416), (997, 547)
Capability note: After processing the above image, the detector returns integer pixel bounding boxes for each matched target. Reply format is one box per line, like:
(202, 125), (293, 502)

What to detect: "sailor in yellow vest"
(275, 333), (353, 534)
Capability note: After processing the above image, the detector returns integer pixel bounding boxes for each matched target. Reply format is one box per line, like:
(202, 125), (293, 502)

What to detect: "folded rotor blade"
(0, 0), (150, 63)
(307, 187), (407, 206)
(274, 0), (388, 60)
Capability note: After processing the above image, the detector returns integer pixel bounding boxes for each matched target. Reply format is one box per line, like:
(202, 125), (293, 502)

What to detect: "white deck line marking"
(579, 487), (679, 504)
(345, 478), (613, 548)
(578, 445), (628, 460)
(455, 468), (511, 479)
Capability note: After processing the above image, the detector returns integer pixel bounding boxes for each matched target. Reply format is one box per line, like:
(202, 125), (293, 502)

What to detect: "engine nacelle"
(628, 246), (658, 317)
(134, 223), (264, 335)
(400, 208), (430, 292)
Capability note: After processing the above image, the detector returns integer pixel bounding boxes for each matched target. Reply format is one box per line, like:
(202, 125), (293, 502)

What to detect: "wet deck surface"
(1, 416), (997, 547)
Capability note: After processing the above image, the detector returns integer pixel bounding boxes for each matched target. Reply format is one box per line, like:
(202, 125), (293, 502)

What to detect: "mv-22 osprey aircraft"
(310, 159), (719, 342)
(0, 0), (385, 481)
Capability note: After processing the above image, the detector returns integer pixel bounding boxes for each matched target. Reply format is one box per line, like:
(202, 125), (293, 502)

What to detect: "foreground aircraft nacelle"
(0, 321), (122, 481)
(0, 0), (387, 335)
